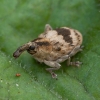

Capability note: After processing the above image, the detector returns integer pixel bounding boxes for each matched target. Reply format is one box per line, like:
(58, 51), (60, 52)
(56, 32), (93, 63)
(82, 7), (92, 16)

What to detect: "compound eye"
(29, 46), (35, 50)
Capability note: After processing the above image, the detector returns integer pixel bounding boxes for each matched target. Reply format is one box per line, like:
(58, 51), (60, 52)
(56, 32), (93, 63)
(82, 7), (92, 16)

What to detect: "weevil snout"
(13, 46), (22, 58)
(13, 42), (33, 58)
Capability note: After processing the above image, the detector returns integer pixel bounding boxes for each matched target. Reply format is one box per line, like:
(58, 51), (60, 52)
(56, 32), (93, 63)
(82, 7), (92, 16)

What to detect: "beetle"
(13, 24), (83, 79)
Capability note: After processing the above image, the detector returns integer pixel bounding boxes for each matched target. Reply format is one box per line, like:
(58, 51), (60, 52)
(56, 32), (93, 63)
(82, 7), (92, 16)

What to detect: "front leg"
(44, 60), (61, 79)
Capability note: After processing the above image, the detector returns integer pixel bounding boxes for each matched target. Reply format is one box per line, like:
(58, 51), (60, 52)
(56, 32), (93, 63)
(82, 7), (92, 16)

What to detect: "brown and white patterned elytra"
(13, 24), (83, 79)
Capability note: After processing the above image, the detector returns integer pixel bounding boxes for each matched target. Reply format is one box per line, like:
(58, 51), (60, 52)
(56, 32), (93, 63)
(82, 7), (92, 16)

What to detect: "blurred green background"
(0, 0), (100, 100)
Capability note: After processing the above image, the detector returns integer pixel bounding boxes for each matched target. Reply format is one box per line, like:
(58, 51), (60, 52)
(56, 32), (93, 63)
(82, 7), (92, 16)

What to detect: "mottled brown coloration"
(54, 42), (59, 45)
(74, 30), (82, 45)
(55, 28), (73, 44)
(52, 41), (62, 52)
(71, 44), (75, 46)
(27, 49), (37, 54)
(13, 24), (83, 79)
(75, 31), (78, 36)
(31, 38), (42, 42)
(60, 50), (66, 54)
(56, 47), (61, 51)
(36, 41), (50, 46)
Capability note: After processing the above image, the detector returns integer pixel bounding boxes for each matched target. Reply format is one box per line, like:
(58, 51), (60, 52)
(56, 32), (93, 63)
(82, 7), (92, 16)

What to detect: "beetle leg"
(56, 45), (83, 63)
(67, 57), (82, 67)
(44, 60), (61, 79)
(56, 55), (69, 63)
(69, 45), (84, 57)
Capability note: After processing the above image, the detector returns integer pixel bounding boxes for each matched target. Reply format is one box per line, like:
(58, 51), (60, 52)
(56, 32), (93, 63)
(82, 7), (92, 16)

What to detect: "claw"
(80, 45), (84, 49)
(51, 72), (58, 79)
(75, 61), (82, 67)
(79, 46), (84, 52)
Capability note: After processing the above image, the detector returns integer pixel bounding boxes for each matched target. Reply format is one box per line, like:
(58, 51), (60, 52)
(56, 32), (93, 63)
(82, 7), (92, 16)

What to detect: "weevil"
(13, 24), (83, 79)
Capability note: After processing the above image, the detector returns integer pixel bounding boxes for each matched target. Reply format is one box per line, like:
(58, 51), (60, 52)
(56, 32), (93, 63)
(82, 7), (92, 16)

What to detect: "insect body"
(13, 24), (83, 79)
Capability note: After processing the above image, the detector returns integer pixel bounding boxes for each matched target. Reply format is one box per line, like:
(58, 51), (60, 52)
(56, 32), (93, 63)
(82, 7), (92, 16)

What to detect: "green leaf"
(0, 0), (100, 100)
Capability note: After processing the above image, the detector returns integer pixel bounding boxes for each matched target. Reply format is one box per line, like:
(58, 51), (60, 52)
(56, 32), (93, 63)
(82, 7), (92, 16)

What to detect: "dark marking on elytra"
(74, 30), (80, 43)
(54, 42), (59, 45)
(75, 32), (78, 36)
(56, 47), (61, 51)
(31, 38), (42, 42)
(71, 44), (74, 46)
(36, 41), (50, 46)
(55, 28), (73, 44)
